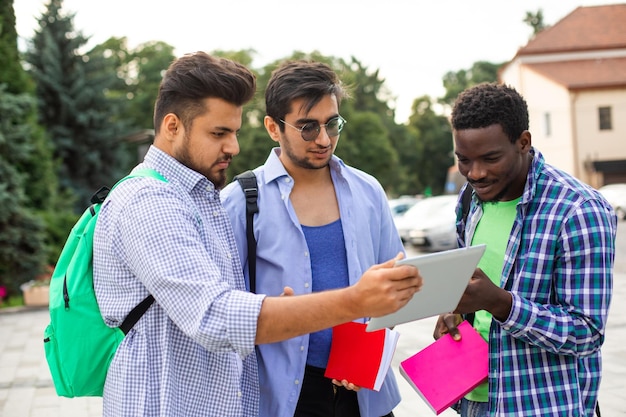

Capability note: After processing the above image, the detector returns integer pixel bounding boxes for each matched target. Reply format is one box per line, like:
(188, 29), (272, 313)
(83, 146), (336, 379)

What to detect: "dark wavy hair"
(153, 51), (256, 134)
(450, 83), (529, 144)
(265, 60), (348, 129)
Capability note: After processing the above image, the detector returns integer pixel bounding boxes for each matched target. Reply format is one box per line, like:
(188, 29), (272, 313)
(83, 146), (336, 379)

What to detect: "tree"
(524, 9), (549, 37)
(0, 0), (29, 94)
(407, 96), (453, 195)
(0, 86), (48, 296)
(441, 61), (502, 107)
(25, 0), (130, 209)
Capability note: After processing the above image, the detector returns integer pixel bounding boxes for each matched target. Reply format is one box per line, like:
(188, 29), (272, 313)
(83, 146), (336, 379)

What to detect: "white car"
(396, 195), (458, 251)
(598, 183), (626, 220)
(388, 196), (421, 220)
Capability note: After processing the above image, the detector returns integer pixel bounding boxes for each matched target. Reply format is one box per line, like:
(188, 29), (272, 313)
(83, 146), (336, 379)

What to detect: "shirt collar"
(261, 147), (347, 185)
(142, 145), (217, 196)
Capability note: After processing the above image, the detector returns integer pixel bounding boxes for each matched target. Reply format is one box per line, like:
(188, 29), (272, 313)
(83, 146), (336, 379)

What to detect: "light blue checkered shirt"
(94, 146), (265, 417)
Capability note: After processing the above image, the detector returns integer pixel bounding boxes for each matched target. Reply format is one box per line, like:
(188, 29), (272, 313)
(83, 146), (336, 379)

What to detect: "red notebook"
(324, 321), (399, 391)
(399, 320), (488, 415)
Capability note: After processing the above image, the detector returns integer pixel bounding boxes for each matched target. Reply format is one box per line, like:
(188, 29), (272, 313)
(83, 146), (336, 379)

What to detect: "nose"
(224, 133), (240, 156)
(466, 161), (486, 182)
(314, 126), (332, 146)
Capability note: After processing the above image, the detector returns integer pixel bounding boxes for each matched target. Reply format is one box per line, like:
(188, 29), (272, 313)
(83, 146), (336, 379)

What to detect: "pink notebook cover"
(399, 320), (488, 415)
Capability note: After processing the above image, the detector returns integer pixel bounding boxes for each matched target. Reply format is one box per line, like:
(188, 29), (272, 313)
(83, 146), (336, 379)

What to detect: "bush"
(39, 209), (80, 265)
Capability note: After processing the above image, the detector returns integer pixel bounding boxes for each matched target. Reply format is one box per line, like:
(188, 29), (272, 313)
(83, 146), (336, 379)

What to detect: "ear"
(518, 130), (532, 153)
(264, 115), (281, 144)
(162, 113), (182, 142)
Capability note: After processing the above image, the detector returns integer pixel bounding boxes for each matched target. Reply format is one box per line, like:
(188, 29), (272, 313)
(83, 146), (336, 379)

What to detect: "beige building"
(499, 4), (626, 187)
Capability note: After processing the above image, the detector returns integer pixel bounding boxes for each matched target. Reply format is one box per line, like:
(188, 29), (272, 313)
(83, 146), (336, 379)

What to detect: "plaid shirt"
(458, 148), (617, 416)
(94, 146), (265, 417)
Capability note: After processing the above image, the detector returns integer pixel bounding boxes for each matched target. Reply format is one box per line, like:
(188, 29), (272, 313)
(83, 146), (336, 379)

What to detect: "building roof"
(523, 57), (626, 90)
(517, 4), (626, 55)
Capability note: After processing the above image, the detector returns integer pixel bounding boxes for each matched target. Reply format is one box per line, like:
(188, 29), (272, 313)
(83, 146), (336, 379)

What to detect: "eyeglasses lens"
(301, 117), (345, 141)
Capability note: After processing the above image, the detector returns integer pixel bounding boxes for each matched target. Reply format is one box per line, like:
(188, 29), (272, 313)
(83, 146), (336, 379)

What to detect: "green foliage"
(38, 209), (80, 265)
(524, 9), (550, 37)
(0, 87), (48, 297)
(336, 111), (399, 189)
(407, 96), (454, 195)
(0, 0), (30, 94)
(441, 61), (503, 107)
(26, 0), (131, 210)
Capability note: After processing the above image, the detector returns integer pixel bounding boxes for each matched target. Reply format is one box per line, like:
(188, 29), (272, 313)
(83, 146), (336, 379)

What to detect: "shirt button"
(300, 346), (305, 351)
(206, 185), (212, 191)
(285, 178), (292, 183)
(281, 194), (286, 200)
(237, 391), (242, 397)
(304, 283), (310, 288)
(304, 251), (309, 257)
(213, 210), (219, 216)
(294, 379), (300, 385)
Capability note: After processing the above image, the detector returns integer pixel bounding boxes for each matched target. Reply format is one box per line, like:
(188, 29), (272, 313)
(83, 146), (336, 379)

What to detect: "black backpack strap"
(460, 184), (475, 325)
(461, 183), (473, 226)
(119, 295), (155, 335)
(234, 170), (259, 294)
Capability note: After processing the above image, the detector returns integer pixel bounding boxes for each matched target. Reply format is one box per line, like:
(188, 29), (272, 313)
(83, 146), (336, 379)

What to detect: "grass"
(0, 295), (25, 309)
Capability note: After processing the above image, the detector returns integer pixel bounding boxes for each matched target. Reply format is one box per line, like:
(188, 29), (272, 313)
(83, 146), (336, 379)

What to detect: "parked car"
(388, 196), (421, 220)
(598, 183), (626, 220)
(395, 194), (458, 251)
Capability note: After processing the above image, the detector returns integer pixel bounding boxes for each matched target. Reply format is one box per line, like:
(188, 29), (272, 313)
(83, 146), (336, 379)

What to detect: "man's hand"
(433, 313), (463, 341)
(454, 268), (512, 322)
(348, 252), (423, 318)
(331, 379), (361, 392)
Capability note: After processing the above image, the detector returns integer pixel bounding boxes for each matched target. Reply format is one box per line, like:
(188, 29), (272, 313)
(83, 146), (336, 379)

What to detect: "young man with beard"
(93, 52), (422, 417)
(222, 60), (403, 417)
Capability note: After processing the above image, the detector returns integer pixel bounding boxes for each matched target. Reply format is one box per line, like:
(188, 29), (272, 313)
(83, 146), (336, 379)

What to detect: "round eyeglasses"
(279, 116), (347, 141)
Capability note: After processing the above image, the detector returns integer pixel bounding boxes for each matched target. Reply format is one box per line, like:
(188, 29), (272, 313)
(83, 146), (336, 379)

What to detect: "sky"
(13, 0), (621, 123)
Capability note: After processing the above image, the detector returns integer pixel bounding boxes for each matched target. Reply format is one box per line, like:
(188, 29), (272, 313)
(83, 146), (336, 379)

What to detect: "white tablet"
(366, 244), (486, 332)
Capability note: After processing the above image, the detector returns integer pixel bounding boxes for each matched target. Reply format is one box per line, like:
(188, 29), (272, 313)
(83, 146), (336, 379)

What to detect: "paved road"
(1, 223), (625, 416)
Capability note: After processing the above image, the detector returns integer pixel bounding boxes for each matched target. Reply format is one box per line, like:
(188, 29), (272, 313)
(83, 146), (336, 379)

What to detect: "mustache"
(216, 155), (233, 164)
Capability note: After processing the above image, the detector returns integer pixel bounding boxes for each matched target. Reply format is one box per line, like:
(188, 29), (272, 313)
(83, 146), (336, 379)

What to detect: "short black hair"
(153, 51), (256, 134)
(451, 83), (529, 143)
(265, 60), (348, 128)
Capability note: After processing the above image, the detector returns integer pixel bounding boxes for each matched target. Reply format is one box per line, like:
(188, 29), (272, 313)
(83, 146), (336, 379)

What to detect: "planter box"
(22, 285), (50, 307)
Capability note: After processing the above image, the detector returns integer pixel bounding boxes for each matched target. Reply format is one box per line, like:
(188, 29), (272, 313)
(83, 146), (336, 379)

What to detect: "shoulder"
(534, 164), (616, 226)
(333, 157), (387, 196)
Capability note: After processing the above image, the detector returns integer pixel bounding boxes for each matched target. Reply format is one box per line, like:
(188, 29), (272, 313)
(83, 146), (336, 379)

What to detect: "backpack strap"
(460, 184), (475, 326)
(234, 170), (259, 294)
(119, 294), (155, 334)
(101, 167), (167, 333)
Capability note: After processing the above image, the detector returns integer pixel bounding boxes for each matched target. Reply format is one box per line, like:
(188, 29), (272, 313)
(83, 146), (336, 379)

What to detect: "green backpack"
(43, 168), (166, 397)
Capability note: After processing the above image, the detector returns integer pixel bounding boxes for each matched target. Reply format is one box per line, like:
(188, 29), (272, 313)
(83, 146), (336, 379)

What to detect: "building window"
(543, 112), (551, 137)
(599, 106), (612, 130)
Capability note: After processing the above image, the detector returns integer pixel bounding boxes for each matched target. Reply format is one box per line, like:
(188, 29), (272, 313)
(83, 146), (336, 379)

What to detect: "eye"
(301, 123), (319, 134)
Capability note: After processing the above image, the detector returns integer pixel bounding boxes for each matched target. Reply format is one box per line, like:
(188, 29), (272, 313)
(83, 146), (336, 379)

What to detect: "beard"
(174, 135), (231, 189)
(281, 137), (332, 170)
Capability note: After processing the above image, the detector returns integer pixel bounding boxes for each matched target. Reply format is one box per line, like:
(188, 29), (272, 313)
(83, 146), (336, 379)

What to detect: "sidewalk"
(1, 276), (625, 417)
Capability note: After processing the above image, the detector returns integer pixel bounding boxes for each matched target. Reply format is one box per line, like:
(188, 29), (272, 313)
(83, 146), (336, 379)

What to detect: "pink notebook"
(399, 321), (488, 415)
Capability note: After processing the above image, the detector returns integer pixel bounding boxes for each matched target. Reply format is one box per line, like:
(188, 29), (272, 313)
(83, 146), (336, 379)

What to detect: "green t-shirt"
(465, 197), (520, 402)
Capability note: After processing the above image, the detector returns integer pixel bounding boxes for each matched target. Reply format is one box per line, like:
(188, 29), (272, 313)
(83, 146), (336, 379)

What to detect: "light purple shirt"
(222, 148), (404, 417)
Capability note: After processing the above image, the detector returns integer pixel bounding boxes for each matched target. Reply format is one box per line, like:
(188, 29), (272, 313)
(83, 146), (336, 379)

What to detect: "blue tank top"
(301, 218), (349, 368)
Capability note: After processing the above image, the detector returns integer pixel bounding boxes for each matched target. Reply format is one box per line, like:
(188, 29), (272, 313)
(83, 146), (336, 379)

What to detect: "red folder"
(324, 321), (399, 391)
(399, 320), (488, 415)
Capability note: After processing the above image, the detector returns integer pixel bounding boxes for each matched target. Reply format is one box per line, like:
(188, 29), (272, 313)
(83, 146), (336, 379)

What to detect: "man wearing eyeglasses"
(222, 60), (402, 417)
